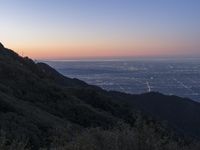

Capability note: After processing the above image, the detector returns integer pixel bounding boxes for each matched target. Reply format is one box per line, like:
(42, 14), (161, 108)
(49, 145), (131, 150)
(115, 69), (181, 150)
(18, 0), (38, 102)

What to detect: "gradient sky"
(0, 0), (200, 59)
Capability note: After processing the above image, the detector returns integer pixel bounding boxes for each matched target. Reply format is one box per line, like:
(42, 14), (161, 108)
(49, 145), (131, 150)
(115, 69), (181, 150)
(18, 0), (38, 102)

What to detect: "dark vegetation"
(0, 42), (200, 149)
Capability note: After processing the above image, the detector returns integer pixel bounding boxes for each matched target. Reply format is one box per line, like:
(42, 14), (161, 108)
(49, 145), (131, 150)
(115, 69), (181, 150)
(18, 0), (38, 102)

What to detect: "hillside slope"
(0, 42), (200, 149)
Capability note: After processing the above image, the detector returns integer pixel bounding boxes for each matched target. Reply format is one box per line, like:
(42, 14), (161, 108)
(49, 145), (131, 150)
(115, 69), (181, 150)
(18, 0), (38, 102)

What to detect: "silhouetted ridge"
(0, 42), (200, 149)
(37, 62), (89, 87)
(0, 42), (4, 49)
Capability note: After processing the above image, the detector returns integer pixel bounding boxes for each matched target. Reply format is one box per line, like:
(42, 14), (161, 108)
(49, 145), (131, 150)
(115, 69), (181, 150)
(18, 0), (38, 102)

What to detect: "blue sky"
(0, 0), (199, 59)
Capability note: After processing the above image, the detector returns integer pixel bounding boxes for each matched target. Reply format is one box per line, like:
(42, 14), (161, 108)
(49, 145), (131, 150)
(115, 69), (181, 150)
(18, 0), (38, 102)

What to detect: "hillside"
(0, 42), (200, 150)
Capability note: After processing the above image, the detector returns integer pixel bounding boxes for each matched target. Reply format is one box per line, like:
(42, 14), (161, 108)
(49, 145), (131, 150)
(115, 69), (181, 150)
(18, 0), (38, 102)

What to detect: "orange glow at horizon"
(1, 0), (199, 60)
(6, 37), (199, 60)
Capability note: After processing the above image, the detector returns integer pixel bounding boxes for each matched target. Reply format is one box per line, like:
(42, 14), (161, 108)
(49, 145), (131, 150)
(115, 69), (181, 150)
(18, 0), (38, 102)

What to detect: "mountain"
(110, 91), (200, 137)
(0, 42), (200, 150)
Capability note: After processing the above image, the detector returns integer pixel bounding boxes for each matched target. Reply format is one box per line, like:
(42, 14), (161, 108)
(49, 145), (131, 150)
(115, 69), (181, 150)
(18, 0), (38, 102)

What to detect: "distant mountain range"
(0, 42), (200, 150)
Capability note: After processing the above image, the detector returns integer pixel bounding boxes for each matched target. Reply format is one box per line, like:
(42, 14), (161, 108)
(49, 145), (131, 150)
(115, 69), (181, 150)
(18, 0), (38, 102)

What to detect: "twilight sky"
(0, 0), (200, 59)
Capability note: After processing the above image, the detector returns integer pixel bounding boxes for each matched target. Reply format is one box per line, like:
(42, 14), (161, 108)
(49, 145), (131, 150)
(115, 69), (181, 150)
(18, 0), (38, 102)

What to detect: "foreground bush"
(47, 121), (200, 150)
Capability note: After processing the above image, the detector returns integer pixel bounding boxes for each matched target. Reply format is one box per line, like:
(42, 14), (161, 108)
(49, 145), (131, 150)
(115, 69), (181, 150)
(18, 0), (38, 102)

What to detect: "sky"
(0, 0), (200, 59)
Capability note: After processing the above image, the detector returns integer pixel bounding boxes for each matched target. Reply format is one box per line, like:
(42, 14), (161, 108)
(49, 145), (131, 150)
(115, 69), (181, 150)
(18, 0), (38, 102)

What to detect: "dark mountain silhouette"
(0, 42), (200, 149)
(0, 43), (4, 49)
(110, 91), (200, 137)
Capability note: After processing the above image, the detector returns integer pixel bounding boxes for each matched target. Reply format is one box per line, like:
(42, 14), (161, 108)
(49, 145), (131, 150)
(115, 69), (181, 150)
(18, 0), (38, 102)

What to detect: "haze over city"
(0, 0), (200, 59)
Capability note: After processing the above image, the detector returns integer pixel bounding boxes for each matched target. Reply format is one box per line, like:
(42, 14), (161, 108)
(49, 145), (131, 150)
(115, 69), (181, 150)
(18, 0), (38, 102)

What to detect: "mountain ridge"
(0, 43), (200, 149)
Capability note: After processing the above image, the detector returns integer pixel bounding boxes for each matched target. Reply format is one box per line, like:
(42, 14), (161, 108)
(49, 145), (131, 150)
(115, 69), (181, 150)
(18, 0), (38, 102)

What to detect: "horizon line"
(38, 56), (200, 62)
